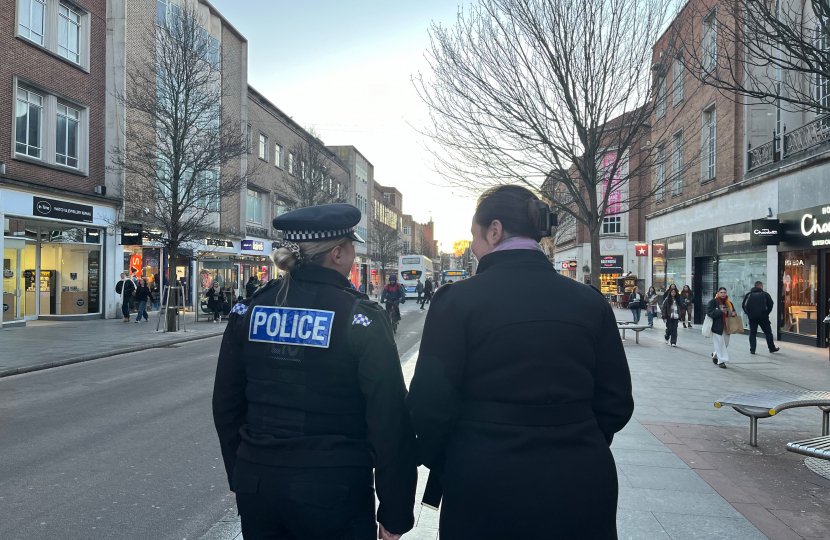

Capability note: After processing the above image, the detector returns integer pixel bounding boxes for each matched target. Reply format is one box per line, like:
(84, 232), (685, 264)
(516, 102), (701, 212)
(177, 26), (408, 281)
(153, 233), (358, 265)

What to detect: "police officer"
(407, 185), (634, 539)
(212, 203), (417, 540)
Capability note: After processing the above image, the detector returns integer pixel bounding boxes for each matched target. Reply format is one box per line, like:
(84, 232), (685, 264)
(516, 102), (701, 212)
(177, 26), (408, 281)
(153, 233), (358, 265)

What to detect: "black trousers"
(421, 292), (432, 306)
(665, 318), (679, 345)
(121, 296), (133, 318)
(749, 317), (776, 352)
(233, 459), (377, 540)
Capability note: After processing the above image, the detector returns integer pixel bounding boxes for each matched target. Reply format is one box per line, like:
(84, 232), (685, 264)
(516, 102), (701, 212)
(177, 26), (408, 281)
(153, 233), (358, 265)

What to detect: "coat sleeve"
(212, 310), (249, 490)
(706, 299), (722, 319)
(590, 303), (634, 444)
(349, 301), (417, 535)
(765, 292), (774, 315)
(406, 285), (467, 471)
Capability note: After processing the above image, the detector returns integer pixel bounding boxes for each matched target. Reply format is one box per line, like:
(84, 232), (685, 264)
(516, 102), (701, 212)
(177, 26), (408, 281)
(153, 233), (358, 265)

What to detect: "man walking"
(742, 281), (780, 355)
(115, 272), (137, 322)
(421, 278), (433, 309)
(416, 278), (424, 305)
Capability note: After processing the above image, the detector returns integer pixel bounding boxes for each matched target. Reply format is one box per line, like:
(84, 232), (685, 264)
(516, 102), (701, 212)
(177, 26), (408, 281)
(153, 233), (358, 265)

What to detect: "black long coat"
(407, 249), (634, 539)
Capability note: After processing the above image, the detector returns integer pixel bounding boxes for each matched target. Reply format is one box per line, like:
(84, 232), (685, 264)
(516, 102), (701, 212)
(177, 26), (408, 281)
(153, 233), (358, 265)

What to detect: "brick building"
(2, 0), (117, 327)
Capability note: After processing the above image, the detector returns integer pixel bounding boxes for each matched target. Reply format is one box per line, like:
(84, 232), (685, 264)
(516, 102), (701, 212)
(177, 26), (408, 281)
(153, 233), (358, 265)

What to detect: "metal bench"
(714, 391), (830, 446)
(786, 435), (830, 480)
(616, 323), (651, 344)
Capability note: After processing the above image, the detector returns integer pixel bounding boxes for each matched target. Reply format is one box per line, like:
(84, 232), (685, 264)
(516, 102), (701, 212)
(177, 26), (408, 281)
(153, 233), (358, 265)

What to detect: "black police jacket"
(212, 264), (417, 533)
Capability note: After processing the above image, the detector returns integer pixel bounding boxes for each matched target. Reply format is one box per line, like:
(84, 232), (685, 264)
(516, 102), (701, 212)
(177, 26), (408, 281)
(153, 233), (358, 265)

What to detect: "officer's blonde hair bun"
(270, 237), (352, 273)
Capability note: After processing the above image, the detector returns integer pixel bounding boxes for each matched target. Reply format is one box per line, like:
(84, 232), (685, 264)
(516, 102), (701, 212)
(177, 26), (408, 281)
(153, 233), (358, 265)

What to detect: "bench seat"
(787, 435), (830, 460)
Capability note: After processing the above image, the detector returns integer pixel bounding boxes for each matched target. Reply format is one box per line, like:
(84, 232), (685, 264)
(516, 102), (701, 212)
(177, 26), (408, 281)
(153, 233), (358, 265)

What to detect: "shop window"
(780, 250), (818, 337)
(719, 252), (767, 329)
(652, 239), (667, 293)
(39, 242), (100, 315)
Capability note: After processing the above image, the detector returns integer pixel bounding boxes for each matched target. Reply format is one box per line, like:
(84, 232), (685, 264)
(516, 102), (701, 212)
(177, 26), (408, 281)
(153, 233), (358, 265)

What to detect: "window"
(356, 194), (367, 213)
(58, 3), (81, 64)
(56, 103), (79, 168)
(602, 215), (621, 234)
(259, 134), (268, 162)
(671, 131), (683, 196)
(15, 88), (42, 158)
(655, 144), (666, 202)
(289, 153), (295, 175)
(19, 0), (45, 45)
(656, 77), (666, 120)
(403, 241), (411, 253)
(246, 124), (252, 154)
(275, 144), (283, 168)
(672, 58), (684, 105)
(403, 226), (411, 235)
(246, 189), (262, 224)
(702, 107), (716, 181)
(702, 13), (717, 73)
(356, 226), (367, 246)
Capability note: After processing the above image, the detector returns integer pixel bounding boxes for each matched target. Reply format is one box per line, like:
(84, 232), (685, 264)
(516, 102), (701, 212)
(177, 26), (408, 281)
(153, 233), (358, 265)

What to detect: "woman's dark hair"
(647, 286), (656, 295)
(247, 275), (258, 283)
(474, 185), (542, 241)
(718, 287), (727, 292)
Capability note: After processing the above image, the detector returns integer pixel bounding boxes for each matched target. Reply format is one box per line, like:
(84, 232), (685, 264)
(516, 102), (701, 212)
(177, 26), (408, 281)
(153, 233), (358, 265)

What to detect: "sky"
(209, 0), (477, 251)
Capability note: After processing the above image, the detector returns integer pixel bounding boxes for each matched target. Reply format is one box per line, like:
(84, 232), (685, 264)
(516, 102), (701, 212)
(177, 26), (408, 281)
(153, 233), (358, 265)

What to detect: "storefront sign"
(85, 228), (101, 244)
(76, 299), (84, 307)
(600, 255), (624, 273)
(242, 240), (265, 251)
(568, 261), (577, 268)
(624, 278), (637, 288)
(88, 250), (100, 313)
(3, 269), (13, 279)
(779, 205), (830, 248)
(561, 262), (569, 270)
(121, 225), (143, 245)
(33, 196), (93, 223)
(23, 270), (33, 279)
(205, 238), (234, 248)
(750, 219), (780, 246)
(635, 244), (649, 256)
(130, 254), (143, 277)
(3, 304), (8, 312)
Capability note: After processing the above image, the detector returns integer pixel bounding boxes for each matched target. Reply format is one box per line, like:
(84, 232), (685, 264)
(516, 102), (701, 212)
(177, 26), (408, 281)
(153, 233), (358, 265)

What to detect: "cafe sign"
(778, 205), (830, 248)
(750, 219), (780, 246)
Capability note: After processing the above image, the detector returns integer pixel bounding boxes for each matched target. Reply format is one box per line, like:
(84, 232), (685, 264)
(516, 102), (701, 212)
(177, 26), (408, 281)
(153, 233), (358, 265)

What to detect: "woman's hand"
(378, 524), (401, 540)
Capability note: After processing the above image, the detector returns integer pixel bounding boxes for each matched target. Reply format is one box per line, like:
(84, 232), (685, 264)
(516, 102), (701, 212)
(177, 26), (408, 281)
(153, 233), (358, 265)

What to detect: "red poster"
(130, 254), (142, 277)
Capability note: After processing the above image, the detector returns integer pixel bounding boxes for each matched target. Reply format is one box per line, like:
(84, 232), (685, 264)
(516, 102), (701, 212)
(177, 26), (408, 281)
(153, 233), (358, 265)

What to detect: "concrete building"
(2, 0), (118, 327)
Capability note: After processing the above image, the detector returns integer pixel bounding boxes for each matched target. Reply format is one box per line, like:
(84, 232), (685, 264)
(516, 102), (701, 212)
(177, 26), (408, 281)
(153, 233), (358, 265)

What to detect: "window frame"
(17, 0), (90, 71)
(246, 189), (262, 224)
(702, 11), (717, 75)
(18, 0), (46, 46)
(602, 215), (621, 234)
(56, 102), (80, 168)
(58, 2), (82, 65)
(655, 144), (666, 202)
(289, 153), (295, 176)
(275, 143), (283, 169)
(671, 130), (683, 197)
(246, 124), (252, 154)
(258, 133), (268, 162)
(702, 107), (716, 182)
(672, 57), (684, 105)
(656, 77), (667, 120)
(15, 87), (43, 159)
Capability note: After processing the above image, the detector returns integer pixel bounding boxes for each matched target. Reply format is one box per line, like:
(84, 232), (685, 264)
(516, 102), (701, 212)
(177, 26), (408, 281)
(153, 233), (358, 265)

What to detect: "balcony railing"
(748, 115), (830, 172)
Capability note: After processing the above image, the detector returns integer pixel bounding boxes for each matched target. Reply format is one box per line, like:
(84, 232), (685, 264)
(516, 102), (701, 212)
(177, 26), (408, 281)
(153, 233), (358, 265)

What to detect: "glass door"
(3, 240), (24, 322)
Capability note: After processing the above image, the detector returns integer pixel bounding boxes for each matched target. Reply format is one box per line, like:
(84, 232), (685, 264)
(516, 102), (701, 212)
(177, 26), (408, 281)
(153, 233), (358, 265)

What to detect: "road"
(0, 300), (428, 540)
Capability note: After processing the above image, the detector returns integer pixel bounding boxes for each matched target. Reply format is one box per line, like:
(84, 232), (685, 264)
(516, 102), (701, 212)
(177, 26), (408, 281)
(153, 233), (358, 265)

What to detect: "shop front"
(196, 238), (238, 319)
(238, 238), (272, 290)
(2, 192), (114, 325)
(651, 235), (687, 294)
(776, 204), (830, 347)
(599, 255), (624, 296)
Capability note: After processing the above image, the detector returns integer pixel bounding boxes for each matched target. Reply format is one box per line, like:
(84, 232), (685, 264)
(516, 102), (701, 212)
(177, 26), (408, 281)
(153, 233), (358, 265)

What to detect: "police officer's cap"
(272, 203), (365, 243)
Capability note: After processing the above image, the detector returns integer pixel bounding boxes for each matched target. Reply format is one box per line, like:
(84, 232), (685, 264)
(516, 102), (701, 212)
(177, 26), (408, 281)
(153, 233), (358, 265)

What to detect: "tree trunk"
(590, 225), (602, 291)
(166, 244), (179, 332)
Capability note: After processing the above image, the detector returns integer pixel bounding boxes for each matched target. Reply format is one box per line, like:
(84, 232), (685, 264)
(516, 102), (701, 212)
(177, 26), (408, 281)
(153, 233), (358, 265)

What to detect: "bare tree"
(370, 223), (401, 288)
(273, 135), (348, 210)
(111, 0), (246, 327)
(414, 0), (694, 287)
(679, 0), (830, 115)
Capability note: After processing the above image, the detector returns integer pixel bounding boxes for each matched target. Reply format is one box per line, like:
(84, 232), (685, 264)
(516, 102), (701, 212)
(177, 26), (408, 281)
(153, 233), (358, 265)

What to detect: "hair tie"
(276, 239), (303, 268)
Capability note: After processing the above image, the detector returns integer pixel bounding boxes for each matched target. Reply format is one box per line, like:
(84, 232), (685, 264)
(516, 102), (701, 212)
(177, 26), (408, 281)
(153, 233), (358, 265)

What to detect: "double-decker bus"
(441, 269), (467, 284)
(399, 255), (433, 297)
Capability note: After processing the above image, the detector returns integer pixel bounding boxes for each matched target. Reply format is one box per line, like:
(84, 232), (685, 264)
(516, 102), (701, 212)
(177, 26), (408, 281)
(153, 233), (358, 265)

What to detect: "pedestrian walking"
(115, 272), (137, 322)
(407, 185), (633, 539)
(661, 287), (686, 347)
(245, 275), (259, 299)
(707, 287), (738, 368)
(680, 285), (695, 328)
(662, 283), (679, 303)
(133, 278), (153, 323)
(369, 282), (375, 299)
(213, 203), (417, 540)
(415, 278), (424, 304)
(646, 286), (659, 326)
(629, 285), (644, 323)
(421, 278), (433, 309)
(258, 274), (268, 289)
(205, 281), (224, 323)
(742, 281), (780, 355)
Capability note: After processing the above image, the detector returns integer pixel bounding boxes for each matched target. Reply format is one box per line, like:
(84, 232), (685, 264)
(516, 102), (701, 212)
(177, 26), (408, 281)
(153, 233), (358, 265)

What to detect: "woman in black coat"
(407, 185), (634, 540)
(245, 275), (259, 299)
(205, 281), (224, 322)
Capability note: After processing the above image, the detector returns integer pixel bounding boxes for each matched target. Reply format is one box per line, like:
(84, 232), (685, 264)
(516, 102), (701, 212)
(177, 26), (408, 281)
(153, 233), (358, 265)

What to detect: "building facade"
(2, 0), (118, 327)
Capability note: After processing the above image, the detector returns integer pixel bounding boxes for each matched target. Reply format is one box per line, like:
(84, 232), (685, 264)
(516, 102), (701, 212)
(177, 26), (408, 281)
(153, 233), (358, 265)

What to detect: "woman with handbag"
(661, 287), (686, 347)
(706, 287), (739, 368)
(680, 285), (695, 329)
(646, 286), (659, 327)
(205, 281), (224, 323)
(629, 286), (644, 323)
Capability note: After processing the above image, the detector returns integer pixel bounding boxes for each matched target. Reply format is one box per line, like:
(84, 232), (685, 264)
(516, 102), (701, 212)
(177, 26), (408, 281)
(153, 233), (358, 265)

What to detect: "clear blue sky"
(209, 0), (476, 249)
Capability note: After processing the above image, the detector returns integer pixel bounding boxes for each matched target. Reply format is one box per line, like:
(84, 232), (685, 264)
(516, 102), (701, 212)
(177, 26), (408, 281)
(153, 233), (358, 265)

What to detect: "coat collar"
(476, 249), (552, 275)
(291, 264), (352, 289)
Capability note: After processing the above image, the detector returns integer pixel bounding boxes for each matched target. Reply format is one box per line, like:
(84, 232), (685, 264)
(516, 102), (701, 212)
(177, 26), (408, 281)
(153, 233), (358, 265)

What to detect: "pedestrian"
(205, 281), (224, 323)
(258, 274), (268, 289)
(661, 287), (686, 347)
(629, 285), (644, 323)
(421, 278), (433, 309)
(134, 277), (153, 323)
(707, 287), (738, 368)
(152, 273), (161, 311)
(662, 283), (679, 303)
(415, 278), (424, 304)
(359, 283), (365, 294)
(369, 282), (375, 299)
(646, 286), (659, 327)
(742, 281), (780, 355)
(680, 285), (695, 328)
(115, 272), (137, 322)
(212, 203), (417, 540)
(407, 185), (633, 539)
(245, 275), (259, 299)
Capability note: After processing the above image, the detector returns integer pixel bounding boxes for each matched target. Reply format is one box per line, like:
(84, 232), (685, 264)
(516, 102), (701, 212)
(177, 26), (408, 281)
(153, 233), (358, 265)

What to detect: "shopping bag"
(726, 315), (744, 335)
(701, 315), (713, 338)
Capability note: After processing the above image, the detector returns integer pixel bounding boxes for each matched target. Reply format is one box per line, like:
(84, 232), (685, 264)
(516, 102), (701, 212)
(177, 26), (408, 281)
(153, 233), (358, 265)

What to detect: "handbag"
(701, 315), (713, 338)
(726, 315), (744, 335)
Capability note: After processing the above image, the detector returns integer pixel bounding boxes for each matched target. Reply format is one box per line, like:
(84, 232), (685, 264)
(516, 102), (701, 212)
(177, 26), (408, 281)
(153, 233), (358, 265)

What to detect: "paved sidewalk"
(0, 315), (226, 377)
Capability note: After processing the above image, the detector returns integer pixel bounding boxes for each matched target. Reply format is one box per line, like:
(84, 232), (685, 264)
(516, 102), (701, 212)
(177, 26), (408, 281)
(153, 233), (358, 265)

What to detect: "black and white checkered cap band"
(283, 227), (355, 241)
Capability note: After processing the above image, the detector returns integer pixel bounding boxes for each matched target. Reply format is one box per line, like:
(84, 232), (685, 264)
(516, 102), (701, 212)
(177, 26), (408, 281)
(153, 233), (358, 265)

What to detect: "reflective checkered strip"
(352, 314), (372, 327)
(283, 227), (355, 241)
(230, 303), (249, 316)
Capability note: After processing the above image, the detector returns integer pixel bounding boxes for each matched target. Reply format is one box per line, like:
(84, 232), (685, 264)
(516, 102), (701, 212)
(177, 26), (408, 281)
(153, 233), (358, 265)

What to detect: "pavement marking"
(400, 339), (421, 367)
